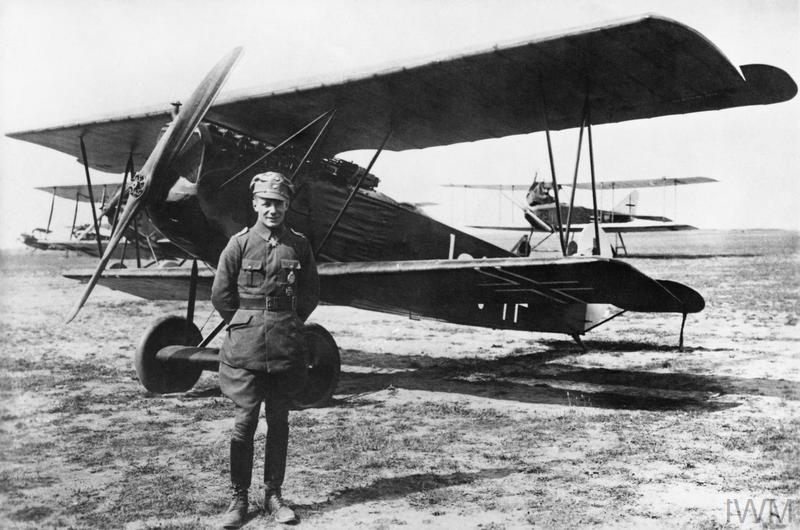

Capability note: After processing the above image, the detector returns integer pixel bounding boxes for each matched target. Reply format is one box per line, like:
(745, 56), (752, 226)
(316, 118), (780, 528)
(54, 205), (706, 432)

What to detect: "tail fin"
(613, 190), (639, 215)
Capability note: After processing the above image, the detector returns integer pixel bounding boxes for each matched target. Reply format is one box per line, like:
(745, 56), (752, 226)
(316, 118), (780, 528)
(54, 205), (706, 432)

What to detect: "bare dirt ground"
(1, 230), (798, 529)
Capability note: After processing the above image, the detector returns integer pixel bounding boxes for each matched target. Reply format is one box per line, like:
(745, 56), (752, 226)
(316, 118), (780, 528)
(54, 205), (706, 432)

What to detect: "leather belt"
(239, 296), (294, 311)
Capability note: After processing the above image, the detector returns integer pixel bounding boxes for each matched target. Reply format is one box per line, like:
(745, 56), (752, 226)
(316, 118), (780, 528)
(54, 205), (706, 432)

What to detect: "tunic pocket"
(239, 259), (265, 288)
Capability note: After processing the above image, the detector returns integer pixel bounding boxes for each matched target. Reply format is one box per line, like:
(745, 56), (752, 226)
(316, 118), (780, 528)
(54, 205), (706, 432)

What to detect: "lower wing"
(64, 256), (703, 334)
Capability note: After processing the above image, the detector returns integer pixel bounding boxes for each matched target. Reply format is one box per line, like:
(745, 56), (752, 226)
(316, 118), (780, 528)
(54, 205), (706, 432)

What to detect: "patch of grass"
(10, 505), (53, 522)
(407, 486), (460, 508)
(189, 399), (232, 422)
(0, 469), (58, 494)
(755, 419), (800, 491)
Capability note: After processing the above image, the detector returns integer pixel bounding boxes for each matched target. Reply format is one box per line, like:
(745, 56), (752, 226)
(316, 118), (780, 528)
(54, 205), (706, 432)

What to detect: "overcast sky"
(1, 0), (797, 248)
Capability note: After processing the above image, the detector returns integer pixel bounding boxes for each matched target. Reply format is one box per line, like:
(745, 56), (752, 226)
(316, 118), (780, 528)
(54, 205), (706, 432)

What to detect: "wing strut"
(79, 137), (104, 257)
(133, 215), (142, 268)
(315, 129), (392, 258)
(216, 109), (335, 191)
(114, 155), (135, 267)
(290, 110), (336, 183)
(586, 94), (602, 256)
(70, 191), (79, 240)
(187, 259), (198, 325)
(110, 154), (134, 235)
(564, 98), (587, 241)
(538, 76), (567, 256)
(45, 187), (56, 234)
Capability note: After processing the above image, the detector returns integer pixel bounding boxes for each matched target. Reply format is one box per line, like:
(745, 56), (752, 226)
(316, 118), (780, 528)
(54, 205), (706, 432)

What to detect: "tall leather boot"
(266, 488), (296, 524)
(221, 439), (253, 528)
(220, 484), (248, 529)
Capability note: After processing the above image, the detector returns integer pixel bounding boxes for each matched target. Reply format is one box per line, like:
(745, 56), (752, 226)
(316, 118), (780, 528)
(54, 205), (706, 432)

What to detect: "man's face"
(252, 196), (288, 229)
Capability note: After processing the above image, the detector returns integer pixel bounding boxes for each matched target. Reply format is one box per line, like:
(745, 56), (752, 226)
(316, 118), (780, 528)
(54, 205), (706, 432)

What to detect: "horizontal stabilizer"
(651, 280), (705, 313)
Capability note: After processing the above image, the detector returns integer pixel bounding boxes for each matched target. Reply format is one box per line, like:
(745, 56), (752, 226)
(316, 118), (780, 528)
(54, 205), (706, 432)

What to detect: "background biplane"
(446, 176), (719, 255)
(21, 181), (186, 264)
(5, 16), (795, 406)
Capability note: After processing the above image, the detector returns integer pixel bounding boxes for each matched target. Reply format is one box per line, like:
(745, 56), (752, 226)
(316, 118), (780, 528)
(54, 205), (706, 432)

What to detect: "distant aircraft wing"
(35, 182), (122, 202)
(8, 15), (796, 173)
(446, 177), (718, 191)
(469, 221), (696, 232)
(63, 256), (704, 316)
(441, 184), (532, 190)
(24, 237), (186, 260)
(568, 177), (718, 190)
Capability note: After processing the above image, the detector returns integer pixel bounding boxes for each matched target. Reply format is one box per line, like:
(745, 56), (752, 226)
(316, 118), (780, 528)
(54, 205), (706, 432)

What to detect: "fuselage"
(531, 203), (670, 229)
(139, 123), (619, 335)
(146, 123), (511, 266)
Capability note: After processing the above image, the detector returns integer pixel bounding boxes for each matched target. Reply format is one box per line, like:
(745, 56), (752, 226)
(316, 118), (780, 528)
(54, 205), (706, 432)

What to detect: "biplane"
(20, 181), (185, 264)
(446, 176), (718, 255)
(6, 15), (795, 406)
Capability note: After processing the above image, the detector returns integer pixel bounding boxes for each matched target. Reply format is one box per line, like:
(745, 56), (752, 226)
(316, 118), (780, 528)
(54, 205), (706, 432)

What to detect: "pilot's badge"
(268, 237), (278, 248)
(287, 270), (296, 284)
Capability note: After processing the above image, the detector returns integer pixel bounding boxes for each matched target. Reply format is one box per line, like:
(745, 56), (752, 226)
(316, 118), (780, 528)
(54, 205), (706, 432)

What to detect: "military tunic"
(212, 222), (319, 374)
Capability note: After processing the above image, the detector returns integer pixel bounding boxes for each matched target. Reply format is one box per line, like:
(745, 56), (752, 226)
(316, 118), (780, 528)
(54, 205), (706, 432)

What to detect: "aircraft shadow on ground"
(173, 341), (798, 410)
(334, 343), (800, 411)
(294, 467), (515, 516)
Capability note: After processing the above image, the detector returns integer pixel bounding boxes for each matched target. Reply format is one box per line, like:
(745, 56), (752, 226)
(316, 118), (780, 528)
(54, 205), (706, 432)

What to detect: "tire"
(135, 315), (203, 393)
(292, 323), (341, 409)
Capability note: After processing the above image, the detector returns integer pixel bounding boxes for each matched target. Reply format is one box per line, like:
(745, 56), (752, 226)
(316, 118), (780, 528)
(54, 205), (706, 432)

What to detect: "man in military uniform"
(211, 171), (319, 528)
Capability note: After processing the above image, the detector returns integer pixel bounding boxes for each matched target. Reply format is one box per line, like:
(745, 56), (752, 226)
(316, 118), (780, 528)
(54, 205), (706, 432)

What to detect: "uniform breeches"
(220, 362), (292, 491)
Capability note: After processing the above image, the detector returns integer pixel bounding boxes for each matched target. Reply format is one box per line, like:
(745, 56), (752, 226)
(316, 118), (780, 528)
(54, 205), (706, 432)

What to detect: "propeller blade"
(64, 47), (243, 324)
(149, 47), (244, 179)
(64, 195), (144, 323)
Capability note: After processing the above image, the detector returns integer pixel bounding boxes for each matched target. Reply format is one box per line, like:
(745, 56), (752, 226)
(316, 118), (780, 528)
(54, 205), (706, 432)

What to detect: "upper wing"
(442, 184), (532, 190)
(8, 15), (796, 173)
(444, 177), (718, 191)
(63, 255), (703, 314)
(35, 181), (122, 203)
(569, 177), (718, 190)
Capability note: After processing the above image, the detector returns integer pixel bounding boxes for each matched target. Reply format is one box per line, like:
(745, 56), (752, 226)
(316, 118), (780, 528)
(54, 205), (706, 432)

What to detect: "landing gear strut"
(134, 317), (341, 407)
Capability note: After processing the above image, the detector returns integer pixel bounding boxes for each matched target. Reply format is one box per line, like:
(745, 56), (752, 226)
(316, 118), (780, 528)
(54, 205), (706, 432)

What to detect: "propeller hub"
(129, 172), (147, 198)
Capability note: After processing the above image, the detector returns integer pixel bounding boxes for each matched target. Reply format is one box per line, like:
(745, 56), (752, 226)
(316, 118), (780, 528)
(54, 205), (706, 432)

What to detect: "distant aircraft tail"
(568, 225), (613, 257)
(613, 190), (639, 215)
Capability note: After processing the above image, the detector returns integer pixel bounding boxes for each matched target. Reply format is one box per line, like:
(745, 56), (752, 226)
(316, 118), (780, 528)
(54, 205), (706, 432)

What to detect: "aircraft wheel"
(292, 323), (341, 409)
(109, 262), (127, 269)
(135, 315), (203, 394)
